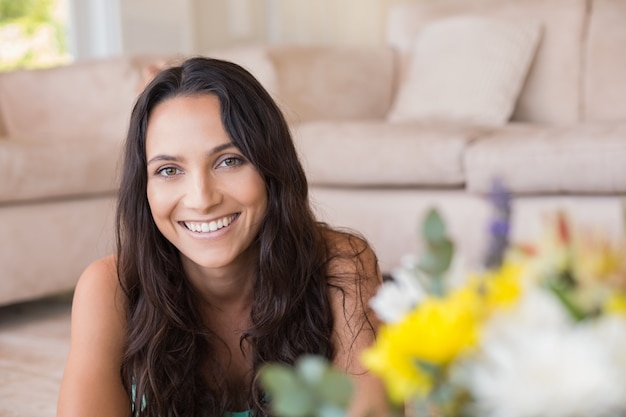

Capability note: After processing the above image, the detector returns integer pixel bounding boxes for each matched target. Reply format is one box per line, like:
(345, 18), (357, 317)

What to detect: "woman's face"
(145, 94), (268, 272)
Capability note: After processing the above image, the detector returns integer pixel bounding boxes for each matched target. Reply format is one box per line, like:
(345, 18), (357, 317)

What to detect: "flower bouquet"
(261, 183), (626, 417)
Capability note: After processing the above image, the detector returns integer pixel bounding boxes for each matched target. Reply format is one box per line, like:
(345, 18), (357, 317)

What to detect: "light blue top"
(223, 411), (252, 417)
(132, 383), (255, 417)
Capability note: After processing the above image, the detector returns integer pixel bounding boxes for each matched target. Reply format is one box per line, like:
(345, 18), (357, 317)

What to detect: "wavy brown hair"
(116, 57), (373, 417)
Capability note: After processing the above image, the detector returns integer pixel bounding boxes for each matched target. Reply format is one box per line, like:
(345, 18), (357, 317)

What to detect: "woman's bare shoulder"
(72, 254), (125, 340)
(321, 229), (389, 416)
(78, 254), (117, 285)
(58, 255), (129, 416)
(322, 228), (380, 281)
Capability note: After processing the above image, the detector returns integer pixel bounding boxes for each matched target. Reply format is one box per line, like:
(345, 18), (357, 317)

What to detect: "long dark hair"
(116, 57), (371, 417)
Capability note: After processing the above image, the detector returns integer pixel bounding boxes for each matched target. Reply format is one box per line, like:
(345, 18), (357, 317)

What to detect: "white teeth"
(184, 215), (236, 233)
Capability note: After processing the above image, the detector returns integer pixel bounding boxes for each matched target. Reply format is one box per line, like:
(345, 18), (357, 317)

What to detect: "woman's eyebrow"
(210, 142), (236, 155)
(147, 142), (235, 166)
(147, 154), (179, 166)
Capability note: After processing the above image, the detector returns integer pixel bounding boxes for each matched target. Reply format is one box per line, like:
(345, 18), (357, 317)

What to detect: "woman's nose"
(184, 173), (222, 212)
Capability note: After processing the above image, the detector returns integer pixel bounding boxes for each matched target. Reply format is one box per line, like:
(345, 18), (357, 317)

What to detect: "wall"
(71, 0), (410, 59)
(193, 0), (410, 52)
(119, 0), (196, 55)
(68, 0), (122, 59)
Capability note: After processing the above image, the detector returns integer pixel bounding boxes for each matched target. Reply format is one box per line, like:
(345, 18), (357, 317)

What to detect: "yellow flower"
(604, 292), (626, 316)
(362, 288), (481, 402)
(469, 261), (524, 314)
(361, 325), (432, 403)
(402, 289), (480, 364)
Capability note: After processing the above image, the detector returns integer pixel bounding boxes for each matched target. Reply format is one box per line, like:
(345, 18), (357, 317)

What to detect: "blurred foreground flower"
(364, 184), (626, 417)
(259, 355), (353, 417)
(261, 183), (626, 417)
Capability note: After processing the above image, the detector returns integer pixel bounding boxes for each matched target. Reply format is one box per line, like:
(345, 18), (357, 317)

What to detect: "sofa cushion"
(465, 123), (626, 194)
(294, 121), (487, 187)
(583, 0), (626, 122)
(386, 0), (587, 125)
(268, 46), (396, 125)
(0, 57), (141, 142)
(388, 15), (541, 126)
(0, 137), (121, 203)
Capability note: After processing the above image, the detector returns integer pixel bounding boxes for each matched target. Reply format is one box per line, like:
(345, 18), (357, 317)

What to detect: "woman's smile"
(180, 213), (240, 235)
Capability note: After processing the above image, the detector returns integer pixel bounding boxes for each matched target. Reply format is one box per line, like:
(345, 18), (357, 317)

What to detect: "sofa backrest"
(0, 57), (142, 142)
(583, 0), (626, 122)
(386, 0), (587, 125)
(267, 46), (396, 125)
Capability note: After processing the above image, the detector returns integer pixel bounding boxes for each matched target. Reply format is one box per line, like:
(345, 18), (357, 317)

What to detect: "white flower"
(467, 289), (626, 417)
(595, 315), (626, 379)
(482, 287), (572, 340)
(370, 255), (425, 323)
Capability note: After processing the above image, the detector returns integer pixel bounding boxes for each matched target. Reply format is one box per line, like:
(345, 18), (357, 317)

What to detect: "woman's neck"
(181, 247), (257, 313)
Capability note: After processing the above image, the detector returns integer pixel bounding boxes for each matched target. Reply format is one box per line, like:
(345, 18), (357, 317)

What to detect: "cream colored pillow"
(388, 15), (542, 126)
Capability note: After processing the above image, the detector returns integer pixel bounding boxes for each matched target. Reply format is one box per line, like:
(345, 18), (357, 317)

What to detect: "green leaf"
(272, 388), (316, 417)
(545, 277), (587, 321)
(622, 197), (626, 236)
(318, 371), (353, 407)
(318, 404), (348, 417)
(419, 241), (453, 276)
(417, 209), (455, 290)
(259, 364), (300, 393)
(422, 209), (447, 242)
(259, 364), (316, 417)
(296, 355), (327, 385)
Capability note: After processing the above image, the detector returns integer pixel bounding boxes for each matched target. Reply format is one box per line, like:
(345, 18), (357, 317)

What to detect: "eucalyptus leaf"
(259, 364), (301, 393)
(318, 404), (348, 417)
(418, 240), (453, 277)
(296, 355), (327, 385)
(422, 209), (447, 242)
(271, 386), (316, 417)
(319, 371), (353, 406)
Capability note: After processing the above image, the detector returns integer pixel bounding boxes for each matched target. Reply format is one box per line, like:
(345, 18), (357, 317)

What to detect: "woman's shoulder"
(82, 254), (117, 276)
(58, 255), (129, 416)
(320, 226), (380, 281)
(75, 255), (119, 295)
(321, 226), (371, 254)
(73, 254), (125, 322)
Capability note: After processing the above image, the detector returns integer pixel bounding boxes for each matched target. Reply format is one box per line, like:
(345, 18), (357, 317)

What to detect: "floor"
(0, 293), (73, 417)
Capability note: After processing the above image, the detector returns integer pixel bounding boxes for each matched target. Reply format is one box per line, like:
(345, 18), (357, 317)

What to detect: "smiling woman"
(57, 57), (388, 417)
(146, 94), (269, 273)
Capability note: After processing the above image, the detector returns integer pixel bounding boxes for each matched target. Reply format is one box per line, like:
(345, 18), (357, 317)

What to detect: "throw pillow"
(387, 15), (542, 126)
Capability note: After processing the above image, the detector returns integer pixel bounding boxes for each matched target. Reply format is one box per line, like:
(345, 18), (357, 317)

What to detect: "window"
(0, 0), (71, 72)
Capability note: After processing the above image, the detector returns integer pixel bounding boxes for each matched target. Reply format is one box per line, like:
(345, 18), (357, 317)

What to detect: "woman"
(57, 57), (387, 417)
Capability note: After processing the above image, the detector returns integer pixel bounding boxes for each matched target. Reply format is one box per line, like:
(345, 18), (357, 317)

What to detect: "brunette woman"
(57, 57), (387, 417)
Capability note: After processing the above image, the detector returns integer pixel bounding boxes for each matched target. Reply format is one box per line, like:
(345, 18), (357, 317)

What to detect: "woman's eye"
(157, 167), (180, 177)
(219, 157), (242, 168)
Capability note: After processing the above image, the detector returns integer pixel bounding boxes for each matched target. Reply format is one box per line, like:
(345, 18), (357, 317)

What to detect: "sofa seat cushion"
(465, 123), (626, 194)
(0, 137), (121, 203)
(294, 121), (487, 187)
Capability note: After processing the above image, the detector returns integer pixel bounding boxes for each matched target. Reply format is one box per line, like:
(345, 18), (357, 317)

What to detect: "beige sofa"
(292, 0), (626, 272)
(0, 58), (149, 305)
(1, 0), (625, 306)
